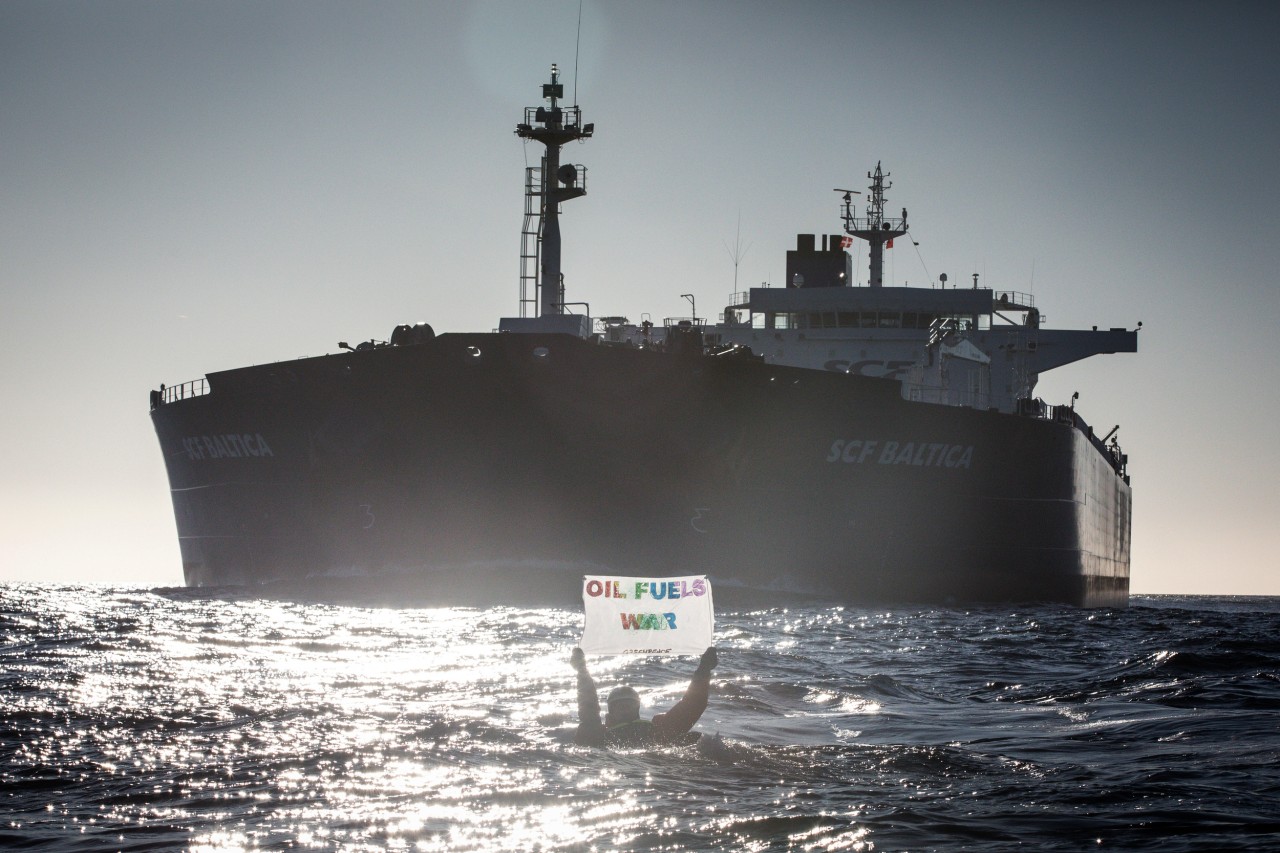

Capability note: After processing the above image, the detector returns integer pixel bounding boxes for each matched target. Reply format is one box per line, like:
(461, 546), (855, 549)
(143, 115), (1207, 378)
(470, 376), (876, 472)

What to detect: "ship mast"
(840, 162), (908, 288)
(515, 65), (594, 317)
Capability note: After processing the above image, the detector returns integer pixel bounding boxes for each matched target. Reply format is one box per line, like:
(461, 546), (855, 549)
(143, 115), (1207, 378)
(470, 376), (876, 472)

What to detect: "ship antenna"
(833, 187), (861, 226)
(725, 211), (751, 294)
(573, 0), (583, 105)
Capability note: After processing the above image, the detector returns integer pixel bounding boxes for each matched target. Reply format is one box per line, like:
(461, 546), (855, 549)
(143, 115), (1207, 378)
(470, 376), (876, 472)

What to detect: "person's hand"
(696, 646), (718, 674)
(570, 647), (587, 673)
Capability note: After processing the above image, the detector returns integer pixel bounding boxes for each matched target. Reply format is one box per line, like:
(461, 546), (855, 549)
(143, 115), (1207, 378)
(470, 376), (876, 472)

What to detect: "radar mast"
(840, 162), (908, 288)
(515, 65), (594, 316)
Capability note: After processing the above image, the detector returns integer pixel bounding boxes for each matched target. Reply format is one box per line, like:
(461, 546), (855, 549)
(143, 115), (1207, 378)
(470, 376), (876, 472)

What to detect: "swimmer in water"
(570, 646), (718, 747)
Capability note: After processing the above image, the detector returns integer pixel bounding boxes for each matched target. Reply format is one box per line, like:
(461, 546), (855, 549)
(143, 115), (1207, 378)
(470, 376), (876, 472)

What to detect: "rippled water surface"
(3, 584), (1279, 851)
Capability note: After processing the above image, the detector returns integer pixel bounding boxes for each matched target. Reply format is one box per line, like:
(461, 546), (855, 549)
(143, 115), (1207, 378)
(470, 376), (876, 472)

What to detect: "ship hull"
(151, 332), (1130, 607)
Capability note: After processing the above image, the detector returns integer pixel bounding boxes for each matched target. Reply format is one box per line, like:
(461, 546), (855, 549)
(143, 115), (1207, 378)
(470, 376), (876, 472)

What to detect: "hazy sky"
(3, 1), (1278, 594)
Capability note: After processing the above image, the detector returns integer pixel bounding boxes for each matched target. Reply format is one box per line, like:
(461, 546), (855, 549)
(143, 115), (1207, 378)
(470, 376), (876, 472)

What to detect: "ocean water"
(3, 584), (1279, 852)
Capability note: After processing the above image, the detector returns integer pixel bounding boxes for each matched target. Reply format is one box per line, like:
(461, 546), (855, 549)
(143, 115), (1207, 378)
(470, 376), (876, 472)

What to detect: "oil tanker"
(149, 68), (1136, 607)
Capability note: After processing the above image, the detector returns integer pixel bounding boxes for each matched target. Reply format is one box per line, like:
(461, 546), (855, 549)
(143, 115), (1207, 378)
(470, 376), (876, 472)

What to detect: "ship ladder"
(519, 163), (544, 318)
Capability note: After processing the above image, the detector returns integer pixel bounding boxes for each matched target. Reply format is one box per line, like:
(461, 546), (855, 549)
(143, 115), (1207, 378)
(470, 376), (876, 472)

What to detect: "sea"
(3, 584), (1279, 852)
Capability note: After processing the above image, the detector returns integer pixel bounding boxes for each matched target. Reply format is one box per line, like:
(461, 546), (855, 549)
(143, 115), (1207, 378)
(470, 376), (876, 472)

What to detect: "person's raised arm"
(652, 647), (718, 740)
(571, 647), (606, 746)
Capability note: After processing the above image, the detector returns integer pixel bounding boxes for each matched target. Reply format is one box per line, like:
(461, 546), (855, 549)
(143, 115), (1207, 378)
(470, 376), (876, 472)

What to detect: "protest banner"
(580, 575), (714, 655)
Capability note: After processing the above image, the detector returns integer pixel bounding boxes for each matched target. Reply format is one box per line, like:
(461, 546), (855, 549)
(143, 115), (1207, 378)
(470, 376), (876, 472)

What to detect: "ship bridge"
(710, 226), (1136, 414)
(702, 161), (1139, 413)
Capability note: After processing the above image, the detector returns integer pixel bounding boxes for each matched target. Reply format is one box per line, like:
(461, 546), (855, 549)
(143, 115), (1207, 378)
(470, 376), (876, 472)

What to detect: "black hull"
(151, 333), (1131, 607)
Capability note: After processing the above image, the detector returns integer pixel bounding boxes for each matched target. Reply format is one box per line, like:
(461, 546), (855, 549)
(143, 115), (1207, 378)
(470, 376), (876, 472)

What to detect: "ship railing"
(523, 104), (585, 132)
(152, 378), (209, 409)
(846, 214), (906, 232)
(727, 291), (751, 308)
(994, 291), (1035, 310)
(1025, 399), (1126, 477)
(662, 317), (708, 328)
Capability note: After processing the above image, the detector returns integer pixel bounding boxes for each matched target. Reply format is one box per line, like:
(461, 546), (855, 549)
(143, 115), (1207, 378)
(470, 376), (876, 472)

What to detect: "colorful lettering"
(619, 612), (678, 630)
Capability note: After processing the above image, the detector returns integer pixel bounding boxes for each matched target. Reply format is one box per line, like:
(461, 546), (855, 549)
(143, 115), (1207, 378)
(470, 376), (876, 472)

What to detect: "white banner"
(580, 575), (714, 655)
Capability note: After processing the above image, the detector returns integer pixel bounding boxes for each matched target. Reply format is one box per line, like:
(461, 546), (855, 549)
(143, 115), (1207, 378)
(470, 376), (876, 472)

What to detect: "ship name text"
(826, 439), (974, 469)
(182, 433), (275, 461)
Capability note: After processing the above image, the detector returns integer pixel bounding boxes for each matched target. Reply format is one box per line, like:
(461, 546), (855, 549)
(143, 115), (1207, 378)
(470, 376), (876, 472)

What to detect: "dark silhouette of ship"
(150, 67), (1136, 607)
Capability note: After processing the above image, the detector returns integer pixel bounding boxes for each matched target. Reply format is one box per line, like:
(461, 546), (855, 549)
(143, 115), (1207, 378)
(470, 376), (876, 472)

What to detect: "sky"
(2, 0), (1278, 595)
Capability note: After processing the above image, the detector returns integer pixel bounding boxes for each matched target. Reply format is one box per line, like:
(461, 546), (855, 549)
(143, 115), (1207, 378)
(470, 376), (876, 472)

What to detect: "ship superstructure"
(703, 163), (1136, 417)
